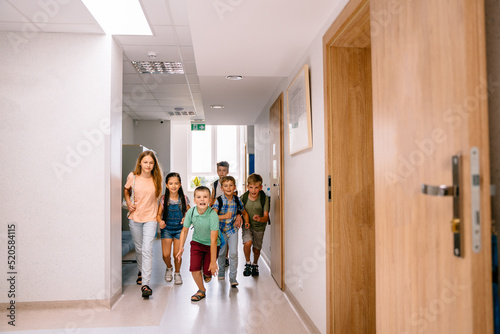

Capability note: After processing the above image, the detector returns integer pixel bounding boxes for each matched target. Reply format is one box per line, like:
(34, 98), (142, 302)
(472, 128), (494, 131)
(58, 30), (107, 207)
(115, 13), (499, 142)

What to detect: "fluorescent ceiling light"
(210, 105), (225, 109)
(82, 0), (152, 35)
(131, 61), (184, 74)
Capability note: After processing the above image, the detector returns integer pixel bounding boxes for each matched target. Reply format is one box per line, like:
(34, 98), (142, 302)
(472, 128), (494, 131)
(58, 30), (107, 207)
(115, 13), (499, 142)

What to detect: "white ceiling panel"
(10, 0), (97, 25)
(168, 0), (190, 25)
(123, 45), (181, 61)
(40, 23), (103, 34)
(0, 1), (24, 22)
(141, 0), (172, 26)
(116, 25), (176, 46)
(133, 106), (165, 112)
(147, 84), (191, 93)
(123, 99), (161, 107)
(174, 25), (191, 45)
(123, 74), (145, 84)
(179, 46), (195, 62)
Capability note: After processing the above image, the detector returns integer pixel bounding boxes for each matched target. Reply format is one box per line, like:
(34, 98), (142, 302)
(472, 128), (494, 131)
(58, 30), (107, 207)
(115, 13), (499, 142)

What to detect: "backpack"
(216, 195), (244, 216)
(241, 190), (271, 225)
(189, 207), (225, 247)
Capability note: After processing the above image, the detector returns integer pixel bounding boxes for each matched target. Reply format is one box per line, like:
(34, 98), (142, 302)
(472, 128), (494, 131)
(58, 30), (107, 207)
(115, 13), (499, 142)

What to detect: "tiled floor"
(3, 231), (311, 334)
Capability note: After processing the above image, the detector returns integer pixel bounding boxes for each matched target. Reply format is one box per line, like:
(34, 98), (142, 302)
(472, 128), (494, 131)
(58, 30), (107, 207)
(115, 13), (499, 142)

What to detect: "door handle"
(421, 155), (462, 257)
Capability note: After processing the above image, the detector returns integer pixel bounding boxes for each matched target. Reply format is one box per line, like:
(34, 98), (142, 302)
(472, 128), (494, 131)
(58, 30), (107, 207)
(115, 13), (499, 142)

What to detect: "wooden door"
(324, 0), (375, 332)
(270, 93), (284, 289)
(370, 0), (493, 333)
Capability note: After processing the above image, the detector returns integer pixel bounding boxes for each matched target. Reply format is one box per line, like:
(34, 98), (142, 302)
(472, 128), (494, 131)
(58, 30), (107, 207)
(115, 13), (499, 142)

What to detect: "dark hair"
(217, 161), (229, 169)
(162, 172), (187, 222)
(194, 185), (211, 197)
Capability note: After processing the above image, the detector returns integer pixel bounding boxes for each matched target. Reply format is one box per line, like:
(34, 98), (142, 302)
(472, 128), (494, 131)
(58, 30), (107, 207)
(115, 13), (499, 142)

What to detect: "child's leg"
(128, 219), (144, 275)
(252, 230), (265, 264)
(252, 247), (261, 264)
(140, 221), (158, 286)
(192, 270), (205, 292)
(161, 238), (173, 268)
(217, 239), (227, 277)
(242, 227), (253, 262)
(172, 238), (182, 272)
(227, 232), (239, 281)
(189, 241), (206, 294)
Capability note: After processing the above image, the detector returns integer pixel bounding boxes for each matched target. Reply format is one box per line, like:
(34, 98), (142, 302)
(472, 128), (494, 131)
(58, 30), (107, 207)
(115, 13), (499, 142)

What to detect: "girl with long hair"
(124, 150), (163, 298)
(157, 172), (190, 285)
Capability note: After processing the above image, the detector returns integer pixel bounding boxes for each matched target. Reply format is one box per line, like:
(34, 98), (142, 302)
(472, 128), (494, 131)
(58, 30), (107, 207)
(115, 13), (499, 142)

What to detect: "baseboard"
(0, 297), (114, 311)
(260, 251), (321, 333)
(283, 284), (321, 334)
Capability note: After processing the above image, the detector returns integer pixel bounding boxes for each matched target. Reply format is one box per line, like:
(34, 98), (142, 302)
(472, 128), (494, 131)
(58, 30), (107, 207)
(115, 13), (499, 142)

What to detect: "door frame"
(270, 93), (285, 289)
(323, 0), (375, 332)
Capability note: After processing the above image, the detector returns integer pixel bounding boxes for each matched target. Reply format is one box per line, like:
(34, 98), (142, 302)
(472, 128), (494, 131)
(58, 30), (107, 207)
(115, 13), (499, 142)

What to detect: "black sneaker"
(251, 264), (259, 277)
(225, 258), (230, 267)
(243, 263), (252, 276)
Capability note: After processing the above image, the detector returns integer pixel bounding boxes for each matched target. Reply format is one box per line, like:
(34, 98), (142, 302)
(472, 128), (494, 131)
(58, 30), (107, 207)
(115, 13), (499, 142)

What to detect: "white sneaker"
(174, 272), (182, 285)
(165, 267), (173, 282)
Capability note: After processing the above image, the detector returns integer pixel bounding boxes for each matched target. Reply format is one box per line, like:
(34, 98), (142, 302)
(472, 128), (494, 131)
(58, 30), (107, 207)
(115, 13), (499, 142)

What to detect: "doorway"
(323, 0), (375, 332)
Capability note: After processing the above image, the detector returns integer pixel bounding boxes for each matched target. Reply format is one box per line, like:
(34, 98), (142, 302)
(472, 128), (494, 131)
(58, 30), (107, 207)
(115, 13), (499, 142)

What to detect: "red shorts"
(189, 241), (220, 277)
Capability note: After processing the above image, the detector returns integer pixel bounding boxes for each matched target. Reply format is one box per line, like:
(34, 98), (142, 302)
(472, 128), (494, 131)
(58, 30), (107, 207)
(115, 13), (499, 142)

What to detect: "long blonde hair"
(133, 150), (163, 199)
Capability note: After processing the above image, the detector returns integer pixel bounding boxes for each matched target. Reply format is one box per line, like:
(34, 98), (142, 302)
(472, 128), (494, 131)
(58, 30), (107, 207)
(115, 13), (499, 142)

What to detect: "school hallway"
(4, 230), (312, 334)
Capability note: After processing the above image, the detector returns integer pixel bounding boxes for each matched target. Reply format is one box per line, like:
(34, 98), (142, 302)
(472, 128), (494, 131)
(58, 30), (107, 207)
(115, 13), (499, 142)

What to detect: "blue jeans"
(129, 220), (157, 286)
(218, 231), (238, 281)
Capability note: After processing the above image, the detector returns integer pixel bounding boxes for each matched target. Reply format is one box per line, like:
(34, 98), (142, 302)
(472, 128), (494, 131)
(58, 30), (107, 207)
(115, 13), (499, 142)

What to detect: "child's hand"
(235, 215), (242, 226)
(159, 220), (166, 229)
(180, 217), (185, 225)
(128, 203), (136, 213)
(253, 215), (261, 222)
(245, 222), (250, 229)
(176, 248), (184, 261)
(209, 261), (218, 276)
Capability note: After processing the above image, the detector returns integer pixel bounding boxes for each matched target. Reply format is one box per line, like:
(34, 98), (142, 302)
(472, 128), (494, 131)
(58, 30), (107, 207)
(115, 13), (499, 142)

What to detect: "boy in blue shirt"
(212, 176), (248, 287)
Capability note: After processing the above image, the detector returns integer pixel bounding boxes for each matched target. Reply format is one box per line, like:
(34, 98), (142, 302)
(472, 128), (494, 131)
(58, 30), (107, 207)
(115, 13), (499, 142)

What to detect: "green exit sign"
(191, 123), (206, 131)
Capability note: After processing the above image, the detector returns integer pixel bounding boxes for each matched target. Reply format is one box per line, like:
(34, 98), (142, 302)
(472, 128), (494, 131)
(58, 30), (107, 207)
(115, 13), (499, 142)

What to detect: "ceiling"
(0, 0), (343, 125)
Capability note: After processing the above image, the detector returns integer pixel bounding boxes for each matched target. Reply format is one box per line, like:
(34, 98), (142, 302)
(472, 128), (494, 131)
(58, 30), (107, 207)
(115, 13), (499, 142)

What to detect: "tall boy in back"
(212, 176), (248, 287)
(176, 186), (220, 302)
(210, 161), (229, 206)
(240, 174), (269, 277)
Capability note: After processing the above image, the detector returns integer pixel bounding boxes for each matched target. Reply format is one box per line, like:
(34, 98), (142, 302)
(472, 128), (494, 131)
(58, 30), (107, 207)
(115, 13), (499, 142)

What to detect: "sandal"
(136, 271), (142, 285)
(191, 289), (206, 302)
(141, 285), (152, 297)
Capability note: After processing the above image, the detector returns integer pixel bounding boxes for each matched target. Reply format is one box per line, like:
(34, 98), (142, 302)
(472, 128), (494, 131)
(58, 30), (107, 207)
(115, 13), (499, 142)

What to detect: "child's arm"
(242, 210), (250, 229)
(252, 211), (269, 224)
(212, 206), (231, 220)
(157, 200), (166, 229)
(209, 230), (219, 276)
(176, 227), (189, 261)
(123, 187), (136, 213)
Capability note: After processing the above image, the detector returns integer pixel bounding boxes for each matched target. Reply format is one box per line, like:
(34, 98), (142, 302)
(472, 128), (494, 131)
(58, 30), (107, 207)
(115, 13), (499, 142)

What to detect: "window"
(188, 125), (246, 194)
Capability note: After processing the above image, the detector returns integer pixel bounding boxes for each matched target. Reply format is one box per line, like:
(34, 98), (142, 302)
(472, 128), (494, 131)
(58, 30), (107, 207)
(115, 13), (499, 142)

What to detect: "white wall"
(254, 2), (349, 332)
(134, 120), (171, 175)
(170, 120), (192, 202)
(0, 32), (122, 304)
(122, 113), (135, 145)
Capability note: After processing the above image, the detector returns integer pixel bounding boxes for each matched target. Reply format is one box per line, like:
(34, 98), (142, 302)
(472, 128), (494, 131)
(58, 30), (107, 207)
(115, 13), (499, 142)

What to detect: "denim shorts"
(160, 228), (182, 240)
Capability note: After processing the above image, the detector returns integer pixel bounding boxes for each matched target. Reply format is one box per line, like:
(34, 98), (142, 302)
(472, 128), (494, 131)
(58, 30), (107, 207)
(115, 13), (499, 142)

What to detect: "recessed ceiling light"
(131, 61), (184, 74)
(210, 105), (225, 109)
(82, 0), (152, 35)
(174, 107), (184, 111)
(225, 75), (244, 80)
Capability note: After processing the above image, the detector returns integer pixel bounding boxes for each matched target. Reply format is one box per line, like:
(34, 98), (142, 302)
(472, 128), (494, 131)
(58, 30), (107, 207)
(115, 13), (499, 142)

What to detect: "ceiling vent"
(131, 61), (184, 74)
(168, 111), (196, 116)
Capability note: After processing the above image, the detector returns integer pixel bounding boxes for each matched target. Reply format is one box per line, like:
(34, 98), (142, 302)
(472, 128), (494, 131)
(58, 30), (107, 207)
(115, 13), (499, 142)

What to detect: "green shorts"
(242, 227), (265, 250)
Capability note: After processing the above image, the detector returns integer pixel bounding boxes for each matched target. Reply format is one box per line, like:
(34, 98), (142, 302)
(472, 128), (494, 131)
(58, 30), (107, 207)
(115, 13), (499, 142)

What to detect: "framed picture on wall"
(286, 64), (312, 155)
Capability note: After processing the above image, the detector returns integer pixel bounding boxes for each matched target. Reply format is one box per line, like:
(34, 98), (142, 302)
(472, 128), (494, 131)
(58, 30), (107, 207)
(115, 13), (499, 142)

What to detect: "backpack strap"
(241, 191), (249, 206)
(217, 196), (224, 214)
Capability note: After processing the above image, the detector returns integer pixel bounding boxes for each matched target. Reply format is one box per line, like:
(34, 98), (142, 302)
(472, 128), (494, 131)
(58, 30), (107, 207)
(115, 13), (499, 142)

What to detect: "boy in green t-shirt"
(177, 186), (220, 302)
(240, 174), (269, 277)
